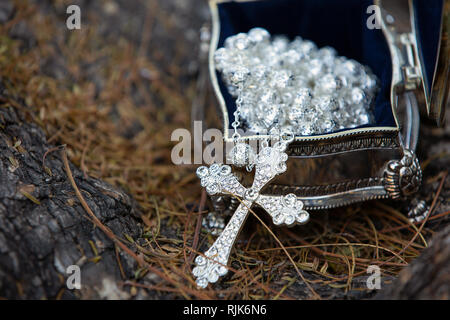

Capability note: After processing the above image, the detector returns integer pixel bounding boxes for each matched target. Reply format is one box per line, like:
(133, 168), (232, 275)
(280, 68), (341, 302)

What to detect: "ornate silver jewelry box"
(202, 0), (448, 213)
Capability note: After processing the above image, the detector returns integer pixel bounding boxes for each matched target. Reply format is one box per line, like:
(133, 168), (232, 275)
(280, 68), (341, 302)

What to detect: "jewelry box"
(205, 0), (447, 213)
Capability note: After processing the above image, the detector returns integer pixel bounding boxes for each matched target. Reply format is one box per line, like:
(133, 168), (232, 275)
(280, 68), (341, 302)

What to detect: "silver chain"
(231, 83), (243, 142)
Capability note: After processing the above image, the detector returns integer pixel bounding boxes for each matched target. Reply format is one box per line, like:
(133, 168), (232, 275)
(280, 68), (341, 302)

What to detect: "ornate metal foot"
(383, 149), (422, 199)
(406, 199), (429, 223)
(202, 211), (225, 236)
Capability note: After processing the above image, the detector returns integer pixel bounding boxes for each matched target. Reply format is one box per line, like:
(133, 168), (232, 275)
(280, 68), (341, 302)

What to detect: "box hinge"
(399, 33), (421, 91)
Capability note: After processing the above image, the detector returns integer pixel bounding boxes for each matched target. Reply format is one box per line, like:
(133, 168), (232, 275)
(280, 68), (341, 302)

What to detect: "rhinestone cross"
(193, 141), (309, 288)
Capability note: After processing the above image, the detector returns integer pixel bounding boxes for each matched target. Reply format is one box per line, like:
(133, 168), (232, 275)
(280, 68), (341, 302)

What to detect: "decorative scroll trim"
(268, 177), (383, 197)
(288, 136), (400, 157)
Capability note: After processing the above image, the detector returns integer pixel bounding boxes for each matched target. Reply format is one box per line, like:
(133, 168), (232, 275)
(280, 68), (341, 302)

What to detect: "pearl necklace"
(215, 27), (378, 137)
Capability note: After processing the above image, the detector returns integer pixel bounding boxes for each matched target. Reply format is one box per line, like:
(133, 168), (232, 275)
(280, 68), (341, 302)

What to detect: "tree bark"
(375, 225), (450, 300)
(0, 98), (143, 299)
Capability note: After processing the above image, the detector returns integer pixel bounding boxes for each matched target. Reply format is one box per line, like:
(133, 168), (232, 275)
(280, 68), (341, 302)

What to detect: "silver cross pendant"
(193, 140), (309, 288)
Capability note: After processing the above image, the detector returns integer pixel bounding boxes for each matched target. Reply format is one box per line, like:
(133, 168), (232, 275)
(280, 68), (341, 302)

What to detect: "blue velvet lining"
(413, 0), (444, 98)
(216, 0), (396, 133)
